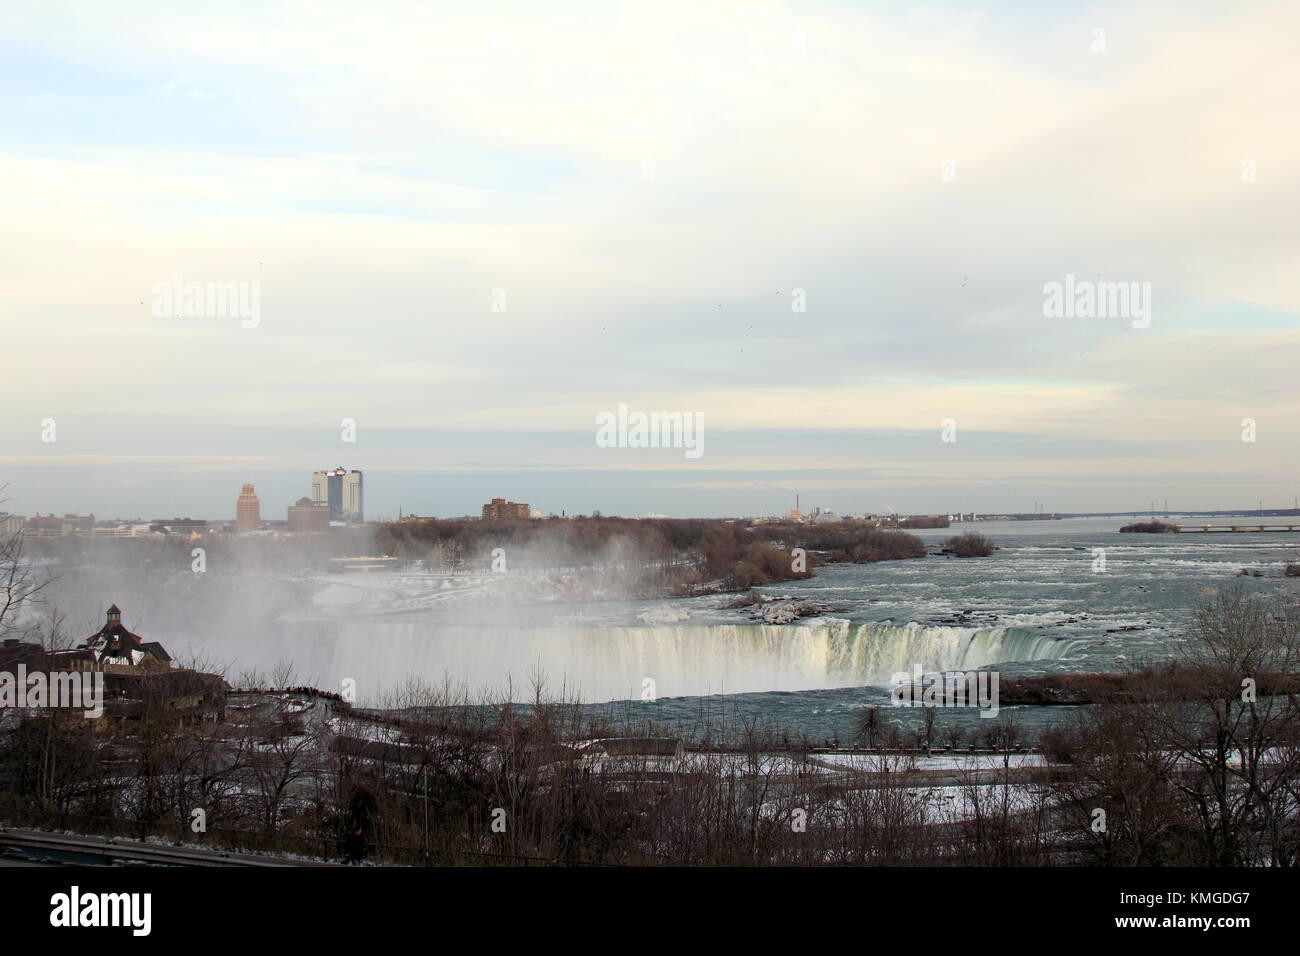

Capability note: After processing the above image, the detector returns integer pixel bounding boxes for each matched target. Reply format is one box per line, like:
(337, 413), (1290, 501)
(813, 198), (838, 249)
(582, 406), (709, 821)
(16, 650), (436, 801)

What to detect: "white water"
(277, 618), (1080, 704)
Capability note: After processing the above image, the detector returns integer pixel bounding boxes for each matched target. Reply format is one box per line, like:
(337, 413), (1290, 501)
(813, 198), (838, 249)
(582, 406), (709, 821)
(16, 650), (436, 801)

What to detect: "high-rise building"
(312, 467), (364, 523)
(482, 497), (531, 521)
(235, 483), (261, 533)
(287, 497), (329, 532)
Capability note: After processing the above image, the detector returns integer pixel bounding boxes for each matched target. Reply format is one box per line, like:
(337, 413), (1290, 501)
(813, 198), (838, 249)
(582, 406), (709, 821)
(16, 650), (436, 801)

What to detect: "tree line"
(373, 516), (930, 592)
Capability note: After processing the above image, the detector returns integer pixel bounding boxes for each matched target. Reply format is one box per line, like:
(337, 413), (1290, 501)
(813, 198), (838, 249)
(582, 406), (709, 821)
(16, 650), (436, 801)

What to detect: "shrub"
(945, 532), (996, 557)
(1118, 520), (1177, 533)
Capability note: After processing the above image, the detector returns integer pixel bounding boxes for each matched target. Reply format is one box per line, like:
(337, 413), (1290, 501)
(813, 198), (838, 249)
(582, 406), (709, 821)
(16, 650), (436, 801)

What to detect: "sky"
(1, 0), (1298, 520)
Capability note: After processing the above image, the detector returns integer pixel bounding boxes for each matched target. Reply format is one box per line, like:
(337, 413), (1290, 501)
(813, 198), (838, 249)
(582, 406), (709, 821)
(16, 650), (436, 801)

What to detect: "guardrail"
(0, 827), (334, 867)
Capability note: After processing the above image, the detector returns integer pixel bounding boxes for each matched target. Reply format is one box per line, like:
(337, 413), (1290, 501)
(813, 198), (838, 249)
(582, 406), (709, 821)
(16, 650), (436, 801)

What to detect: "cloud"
(1, 0), (1297, 516)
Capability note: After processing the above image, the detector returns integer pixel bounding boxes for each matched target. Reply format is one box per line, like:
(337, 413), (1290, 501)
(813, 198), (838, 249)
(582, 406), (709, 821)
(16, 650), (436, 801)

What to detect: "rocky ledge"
(750, 599), (833, 625)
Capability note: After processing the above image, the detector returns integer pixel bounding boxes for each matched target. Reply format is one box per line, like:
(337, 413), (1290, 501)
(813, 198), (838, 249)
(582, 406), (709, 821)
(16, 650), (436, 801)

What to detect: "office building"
(235, 483), (261, 533)
(311, 467), (364, 523)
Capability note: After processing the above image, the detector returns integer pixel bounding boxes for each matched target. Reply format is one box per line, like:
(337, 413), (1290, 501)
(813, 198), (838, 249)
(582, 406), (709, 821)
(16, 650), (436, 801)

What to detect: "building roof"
(0, 640), (48, 670)
(141, 642), (172, 663)
(51, 648), (95, 664)
(84, 606), (170, 666)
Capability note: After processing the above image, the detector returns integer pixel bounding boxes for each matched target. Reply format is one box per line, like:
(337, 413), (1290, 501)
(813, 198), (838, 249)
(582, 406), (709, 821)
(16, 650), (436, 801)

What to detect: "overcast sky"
(2, 0), (1297, 520)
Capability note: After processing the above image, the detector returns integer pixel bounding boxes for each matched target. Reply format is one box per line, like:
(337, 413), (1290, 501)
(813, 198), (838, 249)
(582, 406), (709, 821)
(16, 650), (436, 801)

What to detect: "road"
(0, 828), (336, 867)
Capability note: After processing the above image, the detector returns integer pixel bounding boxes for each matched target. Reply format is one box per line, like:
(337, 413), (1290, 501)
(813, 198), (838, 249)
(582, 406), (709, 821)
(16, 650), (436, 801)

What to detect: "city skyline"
(6, 468), (1298, 526)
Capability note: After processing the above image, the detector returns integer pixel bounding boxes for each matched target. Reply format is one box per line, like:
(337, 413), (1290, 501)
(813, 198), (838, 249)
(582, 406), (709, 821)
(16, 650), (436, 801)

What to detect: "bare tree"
(0, 501), (53, 640)
(1149, 590), (1300, 865)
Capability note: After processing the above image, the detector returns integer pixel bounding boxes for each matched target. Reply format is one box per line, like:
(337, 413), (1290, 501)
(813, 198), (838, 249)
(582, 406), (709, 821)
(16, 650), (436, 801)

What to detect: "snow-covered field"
(810, 752), (1050, 772)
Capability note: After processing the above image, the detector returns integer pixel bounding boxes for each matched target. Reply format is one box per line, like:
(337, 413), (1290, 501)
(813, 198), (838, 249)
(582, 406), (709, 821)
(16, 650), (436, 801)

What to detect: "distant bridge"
(1174, 524), (1300, 533)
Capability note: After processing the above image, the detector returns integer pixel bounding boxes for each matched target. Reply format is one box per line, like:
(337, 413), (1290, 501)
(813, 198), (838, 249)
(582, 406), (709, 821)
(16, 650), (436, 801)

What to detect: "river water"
(268, 517), (1299, 744)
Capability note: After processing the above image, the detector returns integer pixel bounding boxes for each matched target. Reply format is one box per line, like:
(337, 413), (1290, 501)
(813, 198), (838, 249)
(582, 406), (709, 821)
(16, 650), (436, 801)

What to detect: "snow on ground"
(810, 752), (1051, 772)
(681, 752), (816, 775)
(914, 784), (1045, 823)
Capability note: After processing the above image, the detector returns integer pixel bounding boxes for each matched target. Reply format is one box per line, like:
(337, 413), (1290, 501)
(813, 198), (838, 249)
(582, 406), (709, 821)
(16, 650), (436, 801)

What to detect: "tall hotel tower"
(311, 467), (364, 523)
(235, 483), (261, 533)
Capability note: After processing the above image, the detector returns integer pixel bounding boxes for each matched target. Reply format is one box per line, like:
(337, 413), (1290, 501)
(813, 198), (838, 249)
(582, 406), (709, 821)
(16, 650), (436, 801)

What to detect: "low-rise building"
(287, 497), (330, 532)
(482, 498), (532, 521)
(151, 518), (210, 537)
(25, 513), (96, 537)
(2, 606), (227, 729)
(90, 524), (157, 537)
(77, 605), (173, 674)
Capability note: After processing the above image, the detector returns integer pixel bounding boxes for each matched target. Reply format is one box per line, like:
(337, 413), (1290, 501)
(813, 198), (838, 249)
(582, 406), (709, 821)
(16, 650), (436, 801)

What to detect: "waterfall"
(263, 618), (1080, 704)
